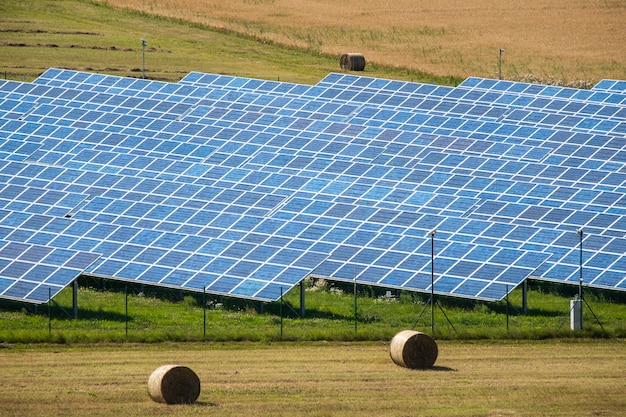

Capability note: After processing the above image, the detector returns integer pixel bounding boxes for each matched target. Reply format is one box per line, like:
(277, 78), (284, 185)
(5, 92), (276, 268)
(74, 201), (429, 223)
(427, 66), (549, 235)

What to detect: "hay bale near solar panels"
(147, 365), (201, 404)
(390, 330), (438, 369)
(340, 53), (366, 71)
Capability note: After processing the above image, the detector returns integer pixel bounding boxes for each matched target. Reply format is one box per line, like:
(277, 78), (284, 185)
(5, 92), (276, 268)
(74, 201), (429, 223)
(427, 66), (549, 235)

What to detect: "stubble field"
(95, 0), (626, 83)
(1, 340), (625, 417)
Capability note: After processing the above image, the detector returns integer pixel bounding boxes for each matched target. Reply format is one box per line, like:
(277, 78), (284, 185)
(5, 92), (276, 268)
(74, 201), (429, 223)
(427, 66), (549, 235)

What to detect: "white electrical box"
(570, 298), (583, 331)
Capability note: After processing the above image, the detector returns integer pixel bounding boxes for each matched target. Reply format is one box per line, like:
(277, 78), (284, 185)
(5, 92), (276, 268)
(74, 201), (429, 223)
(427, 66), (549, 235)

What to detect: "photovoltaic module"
(0, 68), (624, 304)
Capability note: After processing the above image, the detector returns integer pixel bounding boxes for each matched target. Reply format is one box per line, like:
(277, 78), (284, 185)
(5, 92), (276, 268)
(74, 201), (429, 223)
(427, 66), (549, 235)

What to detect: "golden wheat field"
(96, 0), (626, 83)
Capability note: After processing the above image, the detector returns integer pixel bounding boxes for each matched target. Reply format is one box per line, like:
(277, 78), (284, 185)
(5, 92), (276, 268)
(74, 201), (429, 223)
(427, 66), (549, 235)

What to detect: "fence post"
(506, 285), (509, 333)
(125, 285), (129, 337)
(48, 287), (52, 336)
(354, 280), (357, 334)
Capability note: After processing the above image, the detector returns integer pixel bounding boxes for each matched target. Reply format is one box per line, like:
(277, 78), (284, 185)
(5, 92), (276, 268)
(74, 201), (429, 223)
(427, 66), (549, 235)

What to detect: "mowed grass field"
(0, 0), (346, 84)
(1, 340), (626, 417)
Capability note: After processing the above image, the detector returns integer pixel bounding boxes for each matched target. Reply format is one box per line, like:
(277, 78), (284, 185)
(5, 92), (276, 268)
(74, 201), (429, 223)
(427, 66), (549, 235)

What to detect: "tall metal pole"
(575, 228), (584, 330)
(430, 229), (436, 335)
(354, 278), (358, 334)
(499, 48), (505, 80)
(505, 285), (509, 333)
(141, 39), (147, 79)
(280, 287), (283, 339)
(522, 280), (528, 315)
(72, 279), (78, 319)
(577, 229), (583, 299)
(203, 286), (206, 341)
(300, 281), (305, 318)
(48, 287), (52, 336)
(125, 284), (129, 337)
(573, 228), (604, 332)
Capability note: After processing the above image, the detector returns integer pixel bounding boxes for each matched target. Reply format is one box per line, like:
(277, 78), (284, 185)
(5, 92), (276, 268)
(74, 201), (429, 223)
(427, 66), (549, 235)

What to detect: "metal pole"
(430, 229), (436, 335)
(506, 285), (509, 333)
(203, 286), (206, 341)
(577, 229), (584, 330)
(280, 287), (283, 339)
(522, 280), (528, 315)
(141, 38), (147, 79)
(300, 281), (305, 318)
(499, 48), (505, 80)
(354, 278), (358, 334)
(573, 228), (603, 331)
(48, 287), (52, 336)
(72, 279), (78, 319)
(125, 284), (128, 337)
(578, 229), (583, 299)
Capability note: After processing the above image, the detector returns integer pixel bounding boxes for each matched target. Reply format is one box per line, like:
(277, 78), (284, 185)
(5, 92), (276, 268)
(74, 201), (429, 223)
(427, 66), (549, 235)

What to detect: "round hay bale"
(389, 330), (438, 369)
(340, 53), (366, 71)
(147, 365), (201, 404)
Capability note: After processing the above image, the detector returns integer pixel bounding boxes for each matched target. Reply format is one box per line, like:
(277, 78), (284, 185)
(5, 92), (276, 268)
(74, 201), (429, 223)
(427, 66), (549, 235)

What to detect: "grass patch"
(0, 0), (460, 85)
(90, 0), (626, 84)
(1, 278), (625, 344)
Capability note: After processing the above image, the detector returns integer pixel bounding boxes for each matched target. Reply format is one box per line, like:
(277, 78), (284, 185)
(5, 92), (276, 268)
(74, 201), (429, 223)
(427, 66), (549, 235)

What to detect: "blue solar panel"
(18, 71), (626, 168)
(0, 240), (99, 303)
(1, 68), (625, 304)
(2, 83), (620, 206)
(593, 80), (626, 94)
(315, 74), (626, 134)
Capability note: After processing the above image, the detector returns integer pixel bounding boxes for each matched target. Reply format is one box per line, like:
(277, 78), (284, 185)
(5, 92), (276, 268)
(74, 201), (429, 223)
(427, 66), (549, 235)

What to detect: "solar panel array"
(0, 68), (624, 304)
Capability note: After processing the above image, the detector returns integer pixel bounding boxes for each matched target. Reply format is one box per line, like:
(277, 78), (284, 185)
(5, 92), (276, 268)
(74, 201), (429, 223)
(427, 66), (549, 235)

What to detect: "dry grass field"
(96, 0), (626, 83)
(1, 341), (625, 417)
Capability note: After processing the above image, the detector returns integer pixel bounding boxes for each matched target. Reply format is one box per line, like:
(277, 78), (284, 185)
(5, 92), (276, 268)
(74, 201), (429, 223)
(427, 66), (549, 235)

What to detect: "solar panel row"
(1, 82), (540, 300)
(174, 76), (623, 290)
(0, 68), (625, 305)
(5, 80), (625, 202)
(0, 239), (99, 303)
(12, 74), (625, 230)
(592, 80), (626, 94)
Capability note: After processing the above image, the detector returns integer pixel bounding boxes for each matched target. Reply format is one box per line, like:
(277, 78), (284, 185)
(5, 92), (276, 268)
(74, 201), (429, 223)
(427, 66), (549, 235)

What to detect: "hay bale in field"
(389, 330), (438, 369)
(147, 365), (201, 404)
(340, 53), (366, 71)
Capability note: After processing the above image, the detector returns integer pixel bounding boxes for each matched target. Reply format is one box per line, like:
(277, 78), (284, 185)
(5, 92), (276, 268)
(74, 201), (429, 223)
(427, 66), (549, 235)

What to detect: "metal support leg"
(300, 281), (305, 318)
(72, 280), (78, 319)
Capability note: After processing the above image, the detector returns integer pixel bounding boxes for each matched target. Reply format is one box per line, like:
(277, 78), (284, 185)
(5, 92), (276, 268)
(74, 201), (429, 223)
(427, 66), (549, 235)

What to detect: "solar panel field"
(1, 0), (625, 320)
(1, 1), (626, 416)
(2, 65), (626, 305)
